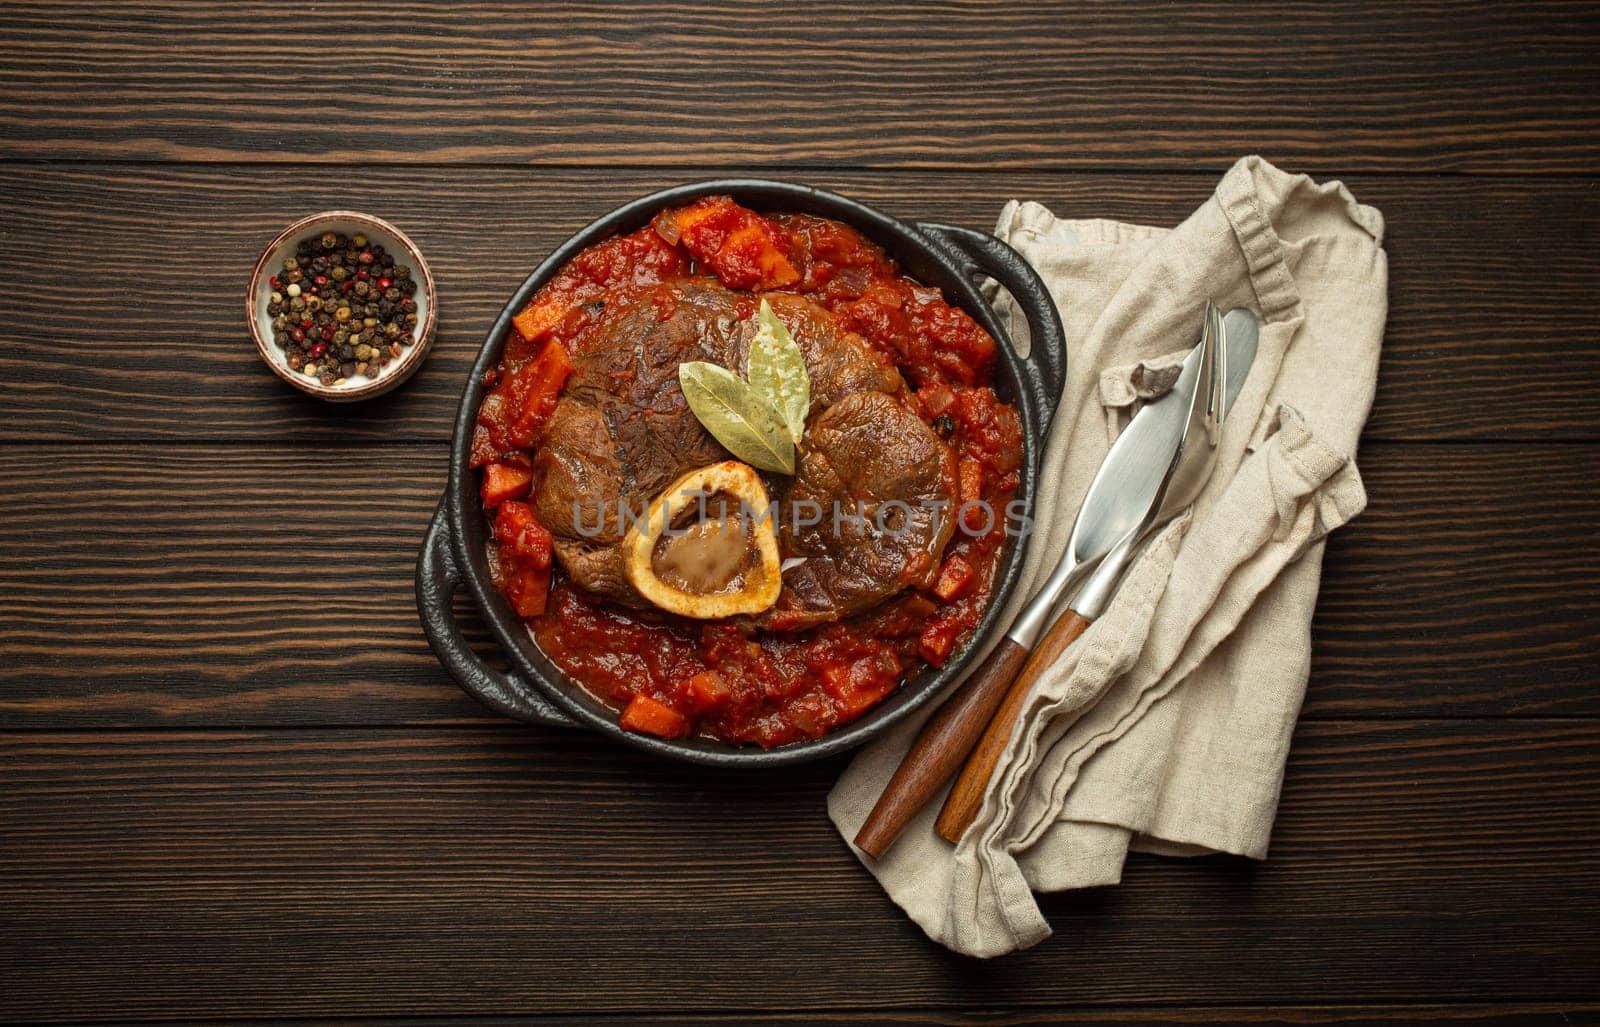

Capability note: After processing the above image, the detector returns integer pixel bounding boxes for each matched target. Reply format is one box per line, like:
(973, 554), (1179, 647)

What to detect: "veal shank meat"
(760, 389), (957, 630)
(530, 279), (958, 624)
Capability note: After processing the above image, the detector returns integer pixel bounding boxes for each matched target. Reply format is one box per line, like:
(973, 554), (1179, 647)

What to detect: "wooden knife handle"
(934, 610), (1093, 843)
(853, 638), (1030, 859)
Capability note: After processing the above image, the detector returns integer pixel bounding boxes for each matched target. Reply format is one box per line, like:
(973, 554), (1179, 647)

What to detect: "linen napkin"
(827, 156), (1388, 957)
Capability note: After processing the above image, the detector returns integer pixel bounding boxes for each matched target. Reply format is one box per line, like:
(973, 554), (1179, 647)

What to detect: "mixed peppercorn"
(265, 231), (420, 387)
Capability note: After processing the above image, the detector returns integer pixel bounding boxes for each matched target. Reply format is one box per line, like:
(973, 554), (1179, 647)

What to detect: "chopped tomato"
(620, 694), (691, 739)
(481, 338), (574, 451)
(952, 387), (1023, 487)
(493, 501), (553, 569)
(918, 617), (961, 667)
(493, 505), (554, 582)
(915, 299), (995, 386)
(469, 423), (498, 468)
(931, 553), (977, 602)
(778, 694), (831, 741)
(655, 196), (799, 291)
(511, 226), (688, 343)
(918, 383), (957, 419)
(715, 223), (800, 290)
(820, 648), (902, 720)
(480, 462), (533, 506)
(503, 564), (552, 618)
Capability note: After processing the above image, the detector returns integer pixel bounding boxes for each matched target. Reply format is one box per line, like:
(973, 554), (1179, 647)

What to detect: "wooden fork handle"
(934, 610), (1093, 843)
(853, 638), (1030, 859)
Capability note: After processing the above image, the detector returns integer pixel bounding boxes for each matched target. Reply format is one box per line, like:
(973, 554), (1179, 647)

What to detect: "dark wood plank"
(3, 719), (1597, 1021)
(0, 441), (1592, 728)
(61, 1007), (1600, 1025)
(0, 2), (1595, 171)
(0, 165), (1595, 443)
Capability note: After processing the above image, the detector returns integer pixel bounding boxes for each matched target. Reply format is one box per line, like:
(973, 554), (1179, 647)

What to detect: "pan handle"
(914, 222), (1067, 439)
(415, 498), (577, 728)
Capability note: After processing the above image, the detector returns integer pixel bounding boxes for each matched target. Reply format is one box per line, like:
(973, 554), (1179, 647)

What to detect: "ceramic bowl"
(246, 211), (437, 401)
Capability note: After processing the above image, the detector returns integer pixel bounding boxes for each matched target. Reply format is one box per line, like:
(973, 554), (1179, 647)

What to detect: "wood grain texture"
(143, 1012), (1599, 1027)
(100, 1011), (1598, 1026)
(0, 442), (1592, 729)
(0, 2), (1596, 171)
(0, 165), (1595, 444)
(3, 3), (1598, 1020)
(3, 719), (1597, 1021)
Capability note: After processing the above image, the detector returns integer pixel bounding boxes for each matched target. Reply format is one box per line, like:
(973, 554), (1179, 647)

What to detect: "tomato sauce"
(477, 197), (1024, 749)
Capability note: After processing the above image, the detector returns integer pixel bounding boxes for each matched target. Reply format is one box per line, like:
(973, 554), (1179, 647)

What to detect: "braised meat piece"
(533, 281), (899, 602)
(532, 283), (735, 603)
(731, 293), (902, 412)
(764, 390), (959, 630)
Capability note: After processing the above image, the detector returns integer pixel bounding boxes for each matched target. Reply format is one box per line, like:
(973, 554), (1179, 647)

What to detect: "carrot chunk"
(512, 298), (568, 344)
(620, 694), (691, 739)
(716, 223), (800, 290)
(957, 458), (986, 533)
(655, 196), (799, 291)
(683, 670), (732, 714)
(480, 462), (533, 506)
(931, 552), (977, 602)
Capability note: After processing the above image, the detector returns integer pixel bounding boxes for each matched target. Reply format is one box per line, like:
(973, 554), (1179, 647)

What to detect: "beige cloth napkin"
(828, 156), (1388, 957)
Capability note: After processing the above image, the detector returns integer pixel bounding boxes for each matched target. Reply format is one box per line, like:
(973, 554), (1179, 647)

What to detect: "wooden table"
(3, 3), (1597, 1023)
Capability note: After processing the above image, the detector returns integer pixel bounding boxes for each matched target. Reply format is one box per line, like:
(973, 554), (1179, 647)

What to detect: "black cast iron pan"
(416, 180), (1066, 767)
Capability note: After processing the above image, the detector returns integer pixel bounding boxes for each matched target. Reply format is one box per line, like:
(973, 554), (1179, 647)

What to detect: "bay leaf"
(679, 361), (796, 474)
(746, 299), (810, 446)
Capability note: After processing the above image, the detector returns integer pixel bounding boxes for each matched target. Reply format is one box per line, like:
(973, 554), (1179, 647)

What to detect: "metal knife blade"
(1068, 307), (1259, 621)
(1006, 307), (1259, 649)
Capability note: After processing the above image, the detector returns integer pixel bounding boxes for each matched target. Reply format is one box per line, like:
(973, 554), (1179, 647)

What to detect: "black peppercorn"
(264, 229), (421, 387)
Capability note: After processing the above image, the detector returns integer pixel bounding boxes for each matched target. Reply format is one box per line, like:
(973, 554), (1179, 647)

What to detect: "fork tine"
(1198, 302), (1224, 444)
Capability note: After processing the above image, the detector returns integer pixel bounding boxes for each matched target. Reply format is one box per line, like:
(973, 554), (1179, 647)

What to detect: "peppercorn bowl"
(247, 210), (437, 402)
